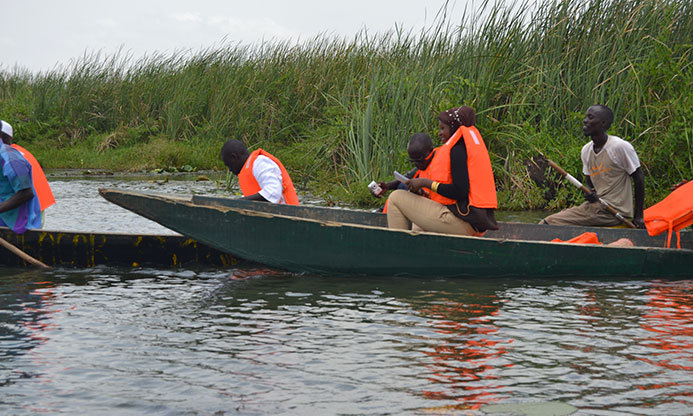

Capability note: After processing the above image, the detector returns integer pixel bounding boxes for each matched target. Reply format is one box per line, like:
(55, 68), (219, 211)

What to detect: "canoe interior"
(0, 228), (239, 268)
(192, 195), (692, 249)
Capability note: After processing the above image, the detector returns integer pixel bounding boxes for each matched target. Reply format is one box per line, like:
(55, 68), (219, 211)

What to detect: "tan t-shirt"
(581, 135), (640, 217)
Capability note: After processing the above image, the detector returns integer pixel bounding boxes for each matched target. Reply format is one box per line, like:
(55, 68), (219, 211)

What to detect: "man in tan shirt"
(541, 105), (646, 228)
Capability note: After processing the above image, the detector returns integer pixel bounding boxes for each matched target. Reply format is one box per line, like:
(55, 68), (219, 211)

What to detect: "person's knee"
(539, 215), (556, 225)
(388, 189), (408, 206)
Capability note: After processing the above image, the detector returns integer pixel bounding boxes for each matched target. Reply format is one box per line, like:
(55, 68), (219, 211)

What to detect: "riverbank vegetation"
(0, 0), (690, 209)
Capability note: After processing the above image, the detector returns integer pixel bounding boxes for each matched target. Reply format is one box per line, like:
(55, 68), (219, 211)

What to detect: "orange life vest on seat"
(644, 180), (693, 248)
(552, 232), (601, 245)
(417, 126), (497, 208)
(238, 149), (299, 205)
(11, 144), (55, 211)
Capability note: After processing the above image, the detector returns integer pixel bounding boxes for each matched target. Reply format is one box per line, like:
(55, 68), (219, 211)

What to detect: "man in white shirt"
(220, 140), (299, 205)
(541, 105), (645, 228)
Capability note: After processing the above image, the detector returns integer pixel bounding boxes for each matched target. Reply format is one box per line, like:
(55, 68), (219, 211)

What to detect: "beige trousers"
(386, 190), (476, 236)
(540, 201), (622, 227)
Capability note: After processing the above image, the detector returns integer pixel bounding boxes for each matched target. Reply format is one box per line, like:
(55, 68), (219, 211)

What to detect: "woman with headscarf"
(385, 106), (498, 236)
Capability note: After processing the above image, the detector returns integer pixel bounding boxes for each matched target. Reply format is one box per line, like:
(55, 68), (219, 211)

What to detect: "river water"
(0, 176), (691, 415)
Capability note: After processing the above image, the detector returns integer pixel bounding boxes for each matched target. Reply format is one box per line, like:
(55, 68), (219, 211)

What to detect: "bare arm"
(242, 193), (269, 202)
(631, 167), (645, 228)
(0, 188), (34, 213)
(583, 176), (598, 202)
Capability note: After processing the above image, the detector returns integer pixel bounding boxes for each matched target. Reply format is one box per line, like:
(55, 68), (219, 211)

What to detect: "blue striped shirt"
(0, 144), (41, 233)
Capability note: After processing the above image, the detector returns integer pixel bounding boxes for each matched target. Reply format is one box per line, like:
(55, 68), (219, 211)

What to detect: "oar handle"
(547, 159), (592, 194)
(546, 159), (568, 176)
(546, 159), (637, 229)
(597, 199), (637, 228)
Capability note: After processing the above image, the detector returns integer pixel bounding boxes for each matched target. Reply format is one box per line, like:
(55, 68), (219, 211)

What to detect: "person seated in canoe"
(1, 120), (55, 227)
(220, 139), (299, 205)
(370, 133), (435, 201)
(0, 123), (42, 234)
(385, 106), (498, 236)
(540, 105), (645, 228)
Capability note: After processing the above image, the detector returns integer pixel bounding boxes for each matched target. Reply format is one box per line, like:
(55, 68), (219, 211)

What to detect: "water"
(42, 174), (227, 234)
(1, 177), (691, 415)
(1, 271), (690, 415)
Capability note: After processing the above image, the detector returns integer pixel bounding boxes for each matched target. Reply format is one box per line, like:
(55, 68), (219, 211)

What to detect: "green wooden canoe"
(99, 188), (693, 278)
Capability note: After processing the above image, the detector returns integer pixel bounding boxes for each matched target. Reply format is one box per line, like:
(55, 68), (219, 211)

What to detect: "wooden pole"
(0, 236), (50, 269)
(547, 159), (637, 229)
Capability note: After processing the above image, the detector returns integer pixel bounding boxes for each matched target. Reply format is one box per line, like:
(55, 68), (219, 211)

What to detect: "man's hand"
(242, 193), (269, 202)
(407, 178), (431, 194)
(584, 189), (599, 203)
(369, 182), (392, 198)
(376, 182), (389, 197)
(671, 179), (688, 191)
(632, 215), (646, 229)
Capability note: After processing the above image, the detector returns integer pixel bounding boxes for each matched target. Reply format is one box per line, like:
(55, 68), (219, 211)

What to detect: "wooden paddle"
(0, 236), (50, 268)
(546, 159), (637, 228)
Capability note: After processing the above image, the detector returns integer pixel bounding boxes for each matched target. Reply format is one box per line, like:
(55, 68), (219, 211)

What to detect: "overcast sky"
(2, 0), (475, 74)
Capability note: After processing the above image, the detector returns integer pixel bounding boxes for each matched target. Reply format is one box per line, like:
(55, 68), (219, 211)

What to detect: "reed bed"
(0, 0), (690, 208)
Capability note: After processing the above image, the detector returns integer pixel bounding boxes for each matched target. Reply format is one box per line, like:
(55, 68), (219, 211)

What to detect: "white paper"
(394, 171), (409, 183)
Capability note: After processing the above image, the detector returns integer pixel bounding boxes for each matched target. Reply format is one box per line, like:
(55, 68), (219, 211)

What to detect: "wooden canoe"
(0, 227), (238, 268)
(99, 188), (693, 278)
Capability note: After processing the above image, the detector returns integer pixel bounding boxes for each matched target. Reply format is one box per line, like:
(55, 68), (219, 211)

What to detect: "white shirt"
(580, 135), (641, 216)
(581, 135), (640, 176)
(252, 155), (285, 204)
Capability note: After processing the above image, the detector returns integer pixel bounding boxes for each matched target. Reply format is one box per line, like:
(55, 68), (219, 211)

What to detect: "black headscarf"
(437, 106), (476, 132)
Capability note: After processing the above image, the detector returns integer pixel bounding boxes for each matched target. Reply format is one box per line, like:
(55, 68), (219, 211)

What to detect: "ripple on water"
(1, 266), (691, 414)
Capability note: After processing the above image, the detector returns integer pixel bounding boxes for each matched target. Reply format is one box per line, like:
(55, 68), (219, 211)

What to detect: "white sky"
(1, 0), (473, 74)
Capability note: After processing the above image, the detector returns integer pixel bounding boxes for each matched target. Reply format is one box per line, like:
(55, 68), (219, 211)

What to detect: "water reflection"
(1, 268), (691, 415)
(413, 290), (512, 410)
(632, 280), (692, 408)
(0, 270), (60, 386)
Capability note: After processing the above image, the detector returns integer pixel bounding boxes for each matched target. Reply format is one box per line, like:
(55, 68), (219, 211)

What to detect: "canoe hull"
(0, 228), (238, 268)
(100, 189), (693, 278)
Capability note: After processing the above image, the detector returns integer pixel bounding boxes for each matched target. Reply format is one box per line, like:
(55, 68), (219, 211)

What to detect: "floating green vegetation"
(0, 0), (690, 209)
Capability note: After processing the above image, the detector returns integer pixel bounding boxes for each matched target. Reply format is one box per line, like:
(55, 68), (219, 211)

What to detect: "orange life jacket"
(644, 180), (693, 248)
(417, 126), (497, 208)
(11, 144), (55, 211)
(238, 149), (299, 205)
(552, 232), (601, 245)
